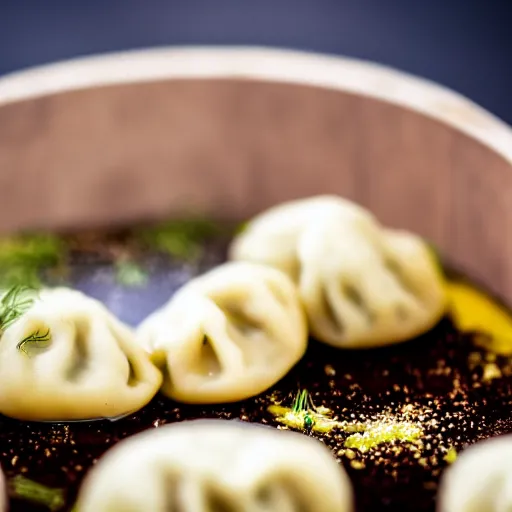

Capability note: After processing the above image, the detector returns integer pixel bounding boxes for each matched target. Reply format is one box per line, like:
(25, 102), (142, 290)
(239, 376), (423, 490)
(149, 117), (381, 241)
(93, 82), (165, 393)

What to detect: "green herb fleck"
(0, 286), (38, 333)
(9, 475), (65, 511)
(135, 218), (222, 261)
(292, 389), (310, 413)
(17, 328), (51, 355)
(0, 233), (65, 288)
(115, 260), (148, 288)
(303, 413), (315, 430)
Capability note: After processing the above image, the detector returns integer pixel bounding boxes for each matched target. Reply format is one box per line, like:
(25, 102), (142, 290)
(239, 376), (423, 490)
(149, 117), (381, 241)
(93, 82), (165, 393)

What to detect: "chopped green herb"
(135, 218), (222, 261)
(0, 286), (37, 333)
(292, 389), (311, 413)
(115, 260), (148, 288)
(17, 327), (52, 355)
(303, 413), (315, 430)
(9, 475), (65, 511)
(0, 233), (65, 288)
(268, 389), (340, 433)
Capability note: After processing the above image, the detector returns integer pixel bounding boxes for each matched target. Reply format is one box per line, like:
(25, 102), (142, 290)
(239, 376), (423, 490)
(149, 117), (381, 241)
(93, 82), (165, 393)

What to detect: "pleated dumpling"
(76, 419), (354, 512)
(437, 435), (512, 512)
(0, 287), (162, 421)
(230, 195), (447, 349)
(137, 262), (307, 403)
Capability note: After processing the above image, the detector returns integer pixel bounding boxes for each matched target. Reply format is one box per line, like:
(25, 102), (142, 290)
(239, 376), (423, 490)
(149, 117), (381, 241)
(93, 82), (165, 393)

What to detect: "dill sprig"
(9, 475), (65, 511)
(135, 218), (224, 261)
(17, 328), (51, 354)
(0, 286), (38, 334)
(291, 389), (313, 413)
(0, 233), (65, 288)
(268, 389), (338, 434)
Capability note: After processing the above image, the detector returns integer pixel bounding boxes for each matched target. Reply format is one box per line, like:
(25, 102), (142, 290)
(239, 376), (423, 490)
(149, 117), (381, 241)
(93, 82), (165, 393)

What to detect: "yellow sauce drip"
(446, 281), (512, 355)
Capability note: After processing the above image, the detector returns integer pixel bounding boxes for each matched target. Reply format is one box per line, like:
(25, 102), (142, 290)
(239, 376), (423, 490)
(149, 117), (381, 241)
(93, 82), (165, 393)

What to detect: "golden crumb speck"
(324, 365), (336, 377)
(443, 446), (458, 464)
(345, 449), (356, 460)
(482, 362), (502, 382)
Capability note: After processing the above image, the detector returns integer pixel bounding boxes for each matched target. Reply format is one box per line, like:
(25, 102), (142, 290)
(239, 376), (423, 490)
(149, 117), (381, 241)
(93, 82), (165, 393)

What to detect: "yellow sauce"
(344, 422), (423, 453)
(446, 281), (512, 355)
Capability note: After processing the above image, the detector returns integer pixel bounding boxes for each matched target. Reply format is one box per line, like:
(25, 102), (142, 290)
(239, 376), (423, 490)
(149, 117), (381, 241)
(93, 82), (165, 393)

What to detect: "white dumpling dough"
(137, 262), (307, 403)
(230, 195), (447, 348)
(437, 435), (512, 512)
(76, 419), (354, 512)
(0, 466), (5, 512)
(0, 288), (162, 421)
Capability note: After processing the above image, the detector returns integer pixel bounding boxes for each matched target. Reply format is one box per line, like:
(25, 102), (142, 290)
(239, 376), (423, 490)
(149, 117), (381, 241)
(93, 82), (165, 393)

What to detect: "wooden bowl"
(0, 46), (511, 301)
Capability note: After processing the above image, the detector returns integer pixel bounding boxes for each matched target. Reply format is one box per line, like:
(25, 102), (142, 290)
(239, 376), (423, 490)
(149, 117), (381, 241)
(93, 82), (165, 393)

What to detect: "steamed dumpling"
(137, 262), (307, 403)
(0, 287), (162, 421)
(438, 435), (512, 512)
(0, 466), (5, 512)
(230, 195), (447, 348)
(76, 419), (354, 512)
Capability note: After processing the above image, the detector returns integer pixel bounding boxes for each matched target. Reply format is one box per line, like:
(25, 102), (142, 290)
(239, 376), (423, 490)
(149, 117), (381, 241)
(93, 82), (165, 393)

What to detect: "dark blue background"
(1, 1), (511, 123)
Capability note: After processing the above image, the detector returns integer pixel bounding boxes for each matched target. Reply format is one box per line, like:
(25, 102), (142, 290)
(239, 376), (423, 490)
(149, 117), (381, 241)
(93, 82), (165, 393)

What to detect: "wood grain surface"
(0, 49), (511, 304)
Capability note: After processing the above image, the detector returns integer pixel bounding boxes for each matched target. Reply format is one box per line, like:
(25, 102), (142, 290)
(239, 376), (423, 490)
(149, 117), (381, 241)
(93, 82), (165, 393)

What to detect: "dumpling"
(230, 195), (447, 348)
(437, 435), (512, 512)
(0, 466), (5, 512)
(76, 418), (354, 512)
(0, 287), (162, 421)
(137, 262), (307, 403)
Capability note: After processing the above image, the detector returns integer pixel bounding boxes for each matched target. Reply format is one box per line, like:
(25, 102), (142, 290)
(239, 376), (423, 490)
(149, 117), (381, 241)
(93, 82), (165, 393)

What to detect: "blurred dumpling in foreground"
(137, 262), (307, 403)
(76, 419), (354, 512)
(437, 435), (512, 512)
(230, 195), (447, 349)
(0, 466), (5, 512)
(0, 287), (162, 421)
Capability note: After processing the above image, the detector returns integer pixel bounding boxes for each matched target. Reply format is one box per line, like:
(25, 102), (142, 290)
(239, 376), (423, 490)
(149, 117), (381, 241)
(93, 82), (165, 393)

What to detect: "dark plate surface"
(0, 237), (511, 511)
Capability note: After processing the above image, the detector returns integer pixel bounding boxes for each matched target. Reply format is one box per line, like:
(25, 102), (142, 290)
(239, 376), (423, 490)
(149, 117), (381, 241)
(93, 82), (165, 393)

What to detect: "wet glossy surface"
(1, 241), (511, 511)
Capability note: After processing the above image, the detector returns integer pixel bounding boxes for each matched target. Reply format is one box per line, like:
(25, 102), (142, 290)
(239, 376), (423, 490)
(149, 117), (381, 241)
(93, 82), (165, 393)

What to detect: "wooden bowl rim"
(0, 46), (511, 165)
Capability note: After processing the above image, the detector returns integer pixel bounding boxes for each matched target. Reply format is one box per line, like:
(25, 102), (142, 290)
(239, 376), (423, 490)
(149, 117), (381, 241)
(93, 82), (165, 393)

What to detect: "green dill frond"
(268, 389), (338, 434)
(0, 266), (42, 289)
(0, 233), (63, 267)
(292, 389), (314, 413)
(114, 259), (148, 288)
(0, 286), (38, 333)
(135, 218), (223, 261)
(9, 475), (65, 511)
(0, 233), (65, 288)
(17, 328), (52, 354)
